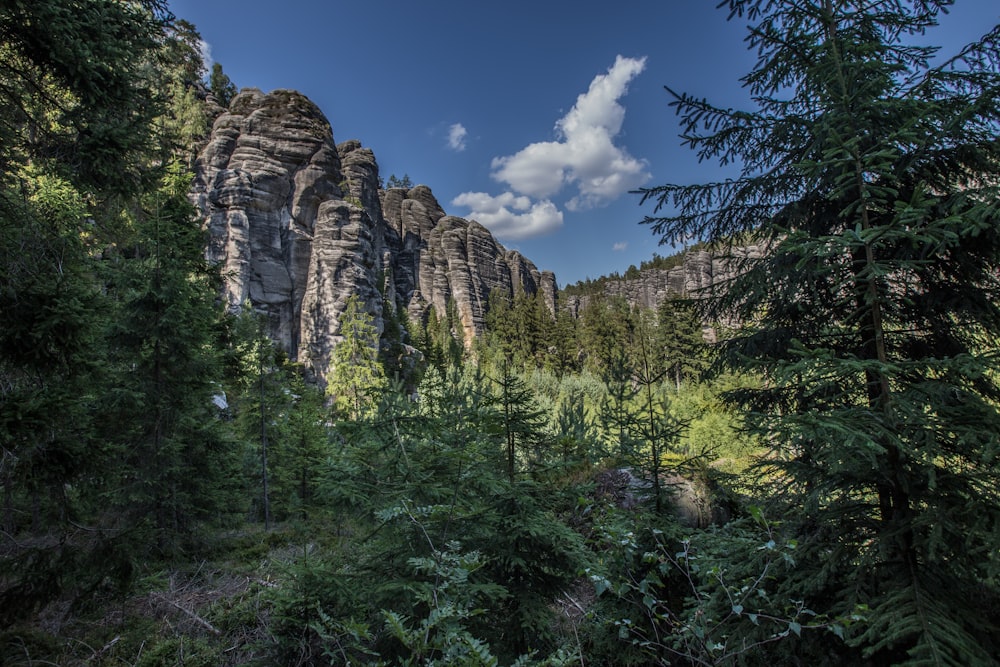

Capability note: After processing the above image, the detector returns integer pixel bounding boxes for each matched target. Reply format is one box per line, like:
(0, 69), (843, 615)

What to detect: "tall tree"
(640, 1), (1000, 662)
(0, 0), (191, 619)
(208, 61), (238, 108)
(656, 297), (707, 391)
(491, 361), (549, 482)
(327, 295), (387, 420)
(0, 0), (170, 196)
(106, 164), (242, 554)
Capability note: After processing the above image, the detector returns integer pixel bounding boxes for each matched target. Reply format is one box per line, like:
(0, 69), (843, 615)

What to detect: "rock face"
(192, 88), (556, 379)
(563, 246), (764, 318)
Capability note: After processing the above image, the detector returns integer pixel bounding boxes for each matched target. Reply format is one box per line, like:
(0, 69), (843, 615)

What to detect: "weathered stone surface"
(563, 245), (764, 318)
(380, 187), (558, 344)
(192, 88), (555, 380)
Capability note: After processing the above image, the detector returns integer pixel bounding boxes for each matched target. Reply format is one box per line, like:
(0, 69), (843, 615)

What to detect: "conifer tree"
(229, 309), (285, 528)
(656, 297), (707, 391)
(640, 2), (1000, 662)
(491, 361), (549, 481)
(0, 0), (204, 616)
(105, 164), (242, 554)
(271, 365), (329, 522)
(548, 308), (582, 375)
(208, 62), (237, 108)
(631, 310), (687, 512)
(327, 295), (387, 420)
(0, 0), (170, 196)
(578, 296), (634, 377)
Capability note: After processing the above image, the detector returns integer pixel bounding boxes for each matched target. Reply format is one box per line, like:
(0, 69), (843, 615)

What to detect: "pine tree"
(640, 2), (1000, 662)
(326, 295), (388, 420)
(105, 164), (242, 554)
(491, 361), (549, 482)
(386, 173), (414, 189)
(208, 62), (238, 108)
(656, 297), (707, 391)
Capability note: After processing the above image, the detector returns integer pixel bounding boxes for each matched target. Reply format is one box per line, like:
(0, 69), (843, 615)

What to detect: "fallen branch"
(152, 593), (221, 635)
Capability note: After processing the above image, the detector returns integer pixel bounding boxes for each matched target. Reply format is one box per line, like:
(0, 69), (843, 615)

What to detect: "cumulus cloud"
(198, 39), (213, 72)
(613, 241), (628, 251)
(451, 191), (563, 240)
(448, 123), (468, 152)
(451, 56), (648, 241)
(490, 55), (650, 208)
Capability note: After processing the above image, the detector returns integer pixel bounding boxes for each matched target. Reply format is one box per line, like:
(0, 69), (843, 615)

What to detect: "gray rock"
(192, 88), (556, 380)
(564, 245), (764, 324)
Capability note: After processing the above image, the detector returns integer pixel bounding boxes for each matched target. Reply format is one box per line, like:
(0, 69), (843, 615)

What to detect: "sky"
(167, 0), (1000, 287)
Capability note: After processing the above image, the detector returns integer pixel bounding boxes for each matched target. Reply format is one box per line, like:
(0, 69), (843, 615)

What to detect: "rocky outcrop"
(563, 246), (764, 317)
(383, 186), (557, 344)
(192, 88), (556, 379)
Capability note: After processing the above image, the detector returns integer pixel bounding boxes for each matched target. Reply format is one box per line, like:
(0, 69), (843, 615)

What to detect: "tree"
(326, 295), (387, 420)
(491, 361), (549, 482)
(656, 297), (707, 391)
(578, 295), (634, 377)
(386, 173), (414, 189)
(640, 2), (1000, 662)
(0, 0), (170, 196)
(105, 164), (242, 555)
(630, 310), (688, 513)
(208, 61), (237, 108)
(0, 0), (199, 618)
(229, 309), (283, 529)
(482, 288), (554, 370)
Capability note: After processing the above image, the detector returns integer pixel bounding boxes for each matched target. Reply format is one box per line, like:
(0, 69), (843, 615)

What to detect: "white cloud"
(490, 55), (650, 208)
(613, 241), (628, 251)
(198, 39), (213, 73)
(448, 123), (468, 152)
(451, 191), (563, 240)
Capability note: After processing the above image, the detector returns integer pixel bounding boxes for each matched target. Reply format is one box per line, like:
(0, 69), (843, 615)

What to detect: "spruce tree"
(640, 1), (1000, 662)
(656, 297), (707, 391)
(490, 361), (549, 481)
(105, 164), (242, 554)
(327, 295), (388, 420)
(208, 62), (238, 108)
(0, 0), (200, 616)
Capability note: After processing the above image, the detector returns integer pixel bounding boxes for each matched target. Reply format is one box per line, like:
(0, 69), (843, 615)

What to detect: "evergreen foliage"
(386, 173), (415, 189)
(656, 297), (708, 391)
(640, 1), (1000, 661)
(6, 2), (1000, 665)
(0, 0), (171, 196)
(104, 163), (243, 555)
(208, 62), (238, 108)
(0, 0), (242, 619)
(326, 295), (388, 420)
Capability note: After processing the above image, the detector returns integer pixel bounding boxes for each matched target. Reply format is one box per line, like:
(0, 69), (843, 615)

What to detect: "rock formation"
(191, 88), (556, 380)
(562, 246), (764, 318)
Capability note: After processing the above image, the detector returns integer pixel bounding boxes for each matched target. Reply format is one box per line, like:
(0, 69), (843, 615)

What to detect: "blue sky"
(168, 0), (999, 286)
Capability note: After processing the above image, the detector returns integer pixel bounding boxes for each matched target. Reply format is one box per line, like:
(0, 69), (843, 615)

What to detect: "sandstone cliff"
(562, 246), (764, 317)
(192, 88), (556, 379)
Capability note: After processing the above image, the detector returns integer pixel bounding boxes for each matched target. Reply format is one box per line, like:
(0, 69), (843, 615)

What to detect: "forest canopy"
(1, 1), (999, 665)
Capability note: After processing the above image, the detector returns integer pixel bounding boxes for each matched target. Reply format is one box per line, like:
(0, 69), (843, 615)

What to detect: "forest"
(2, 1), (1000, 665)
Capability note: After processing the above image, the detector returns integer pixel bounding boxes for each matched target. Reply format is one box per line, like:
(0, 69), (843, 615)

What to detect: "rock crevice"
(192, 88), (556, 379)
